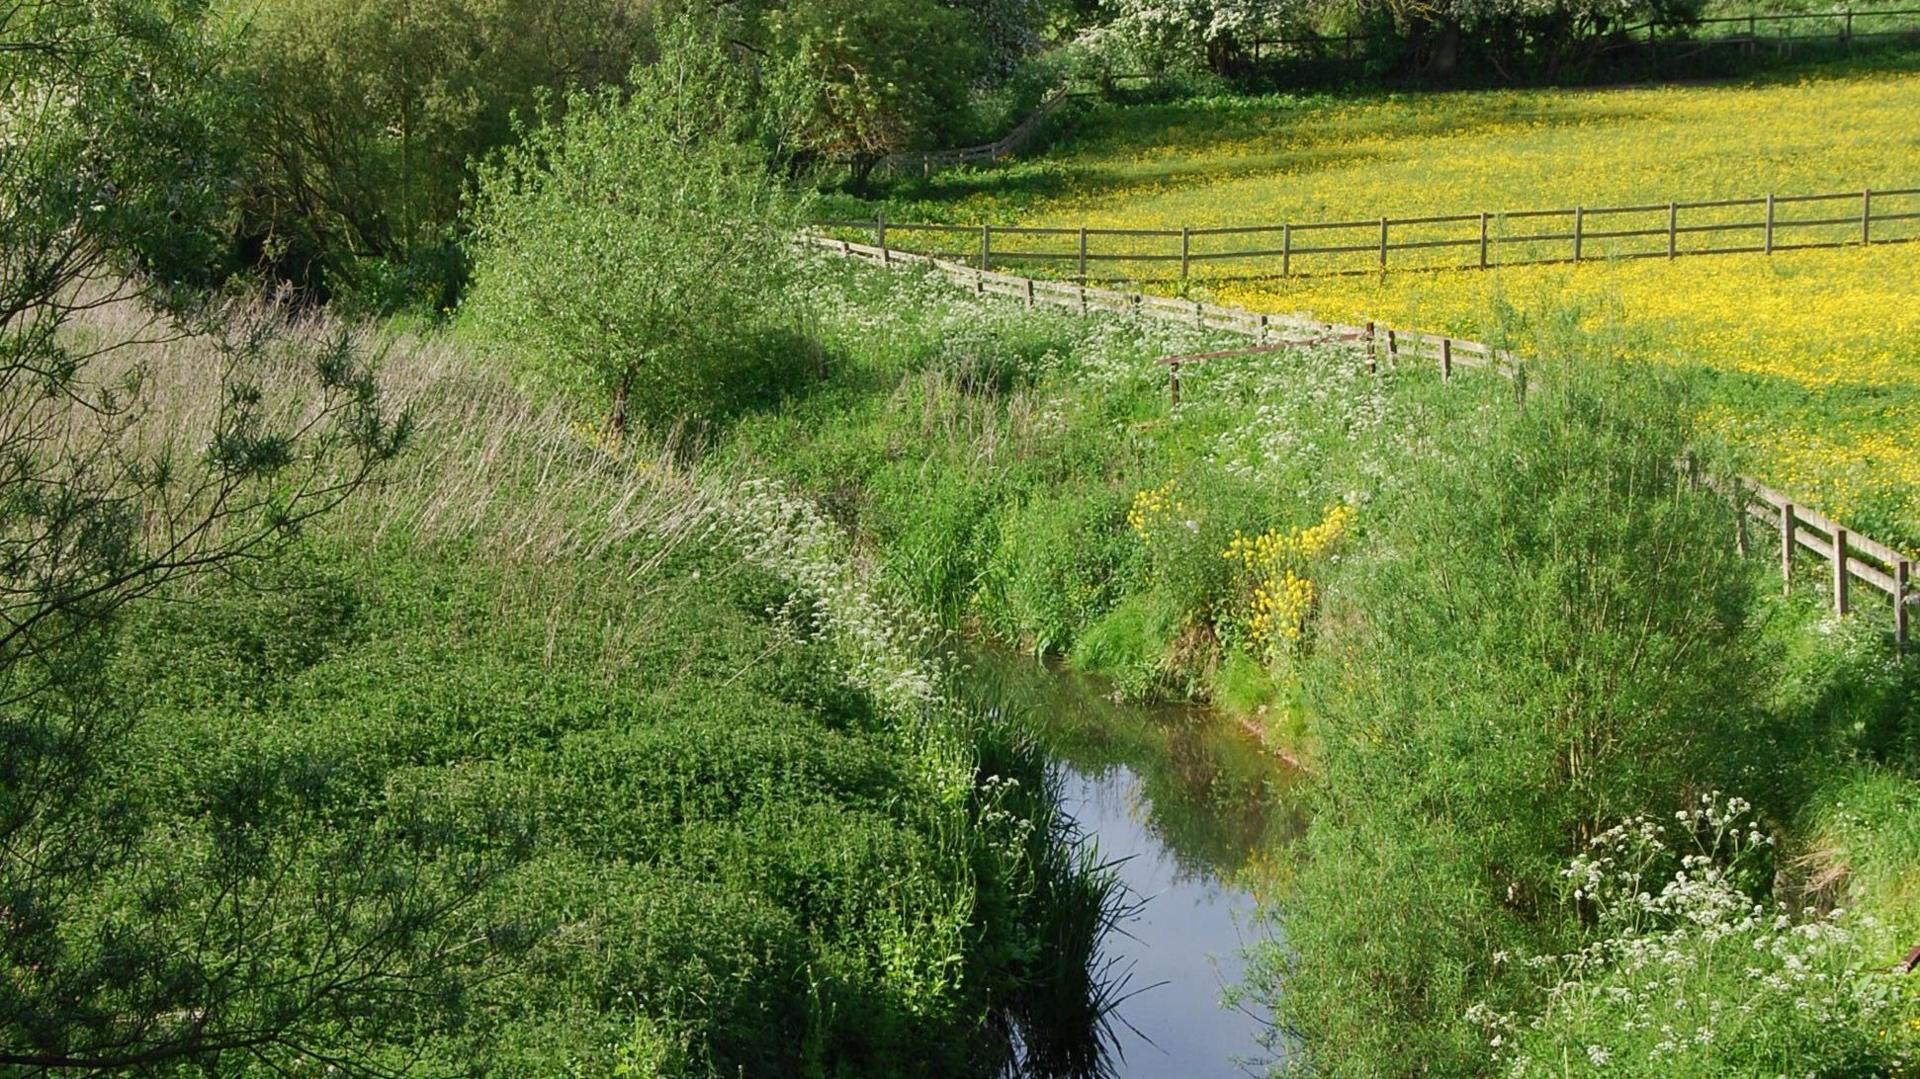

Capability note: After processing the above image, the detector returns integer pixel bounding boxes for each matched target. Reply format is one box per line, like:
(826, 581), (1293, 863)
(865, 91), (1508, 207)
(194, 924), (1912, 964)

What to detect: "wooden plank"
(1782, 501), (1796, 594)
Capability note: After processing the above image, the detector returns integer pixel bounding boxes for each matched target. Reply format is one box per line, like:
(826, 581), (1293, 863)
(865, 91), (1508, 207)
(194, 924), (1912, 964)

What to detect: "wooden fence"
(1244, 5), (1920, 64)
(821, 185), (1920, 283)
(803, 232), (1916, 656)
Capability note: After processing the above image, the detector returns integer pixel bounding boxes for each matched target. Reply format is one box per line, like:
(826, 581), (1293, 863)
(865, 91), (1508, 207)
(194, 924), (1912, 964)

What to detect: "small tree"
(761, 0), (980, 183)
(464, 18), (802, 435)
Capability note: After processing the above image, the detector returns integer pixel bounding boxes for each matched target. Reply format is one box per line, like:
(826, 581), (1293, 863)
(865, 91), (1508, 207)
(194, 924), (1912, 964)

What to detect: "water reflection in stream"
(962, 648), (1305, 1078)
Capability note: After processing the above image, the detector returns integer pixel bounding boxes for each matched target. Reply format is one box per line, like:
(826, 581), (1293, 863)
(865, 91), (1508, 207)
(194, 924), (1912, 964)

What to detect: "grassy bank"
(823, 57), (1920, 551)
(65, 306), (1109, 1076)
(719, 254), (1920, 1075)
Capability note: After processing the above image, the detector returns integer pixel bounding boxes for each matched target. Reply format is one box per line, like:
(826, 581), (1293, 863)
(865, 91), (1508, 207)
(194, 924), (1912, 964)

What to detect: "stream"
(962, 648), (1306, 1078)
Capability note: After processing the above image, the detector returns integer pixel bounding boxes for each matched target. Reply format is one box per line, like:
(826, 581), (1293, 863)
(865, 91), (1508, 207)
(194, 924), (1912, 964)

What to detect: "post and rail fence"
(819, 184), (1920, 284)
(801, 231), (1917, 657)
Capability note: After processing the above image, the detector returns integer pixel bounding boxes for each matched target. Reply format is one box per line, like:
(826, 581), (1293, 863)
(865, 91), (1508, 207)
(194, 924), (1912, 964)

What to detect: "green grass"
(70, 319), (1106, 1076)
(821, 54), (1920, 552)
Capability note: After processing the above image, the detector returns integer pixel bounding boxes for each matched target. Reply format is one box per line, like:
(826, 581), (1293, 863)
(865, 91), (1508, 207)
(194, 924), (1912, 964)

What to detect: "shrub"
(1262, 357), (1780, 1075)
(1479, 795), (1909, 1077)
(464, 16), (801, 433)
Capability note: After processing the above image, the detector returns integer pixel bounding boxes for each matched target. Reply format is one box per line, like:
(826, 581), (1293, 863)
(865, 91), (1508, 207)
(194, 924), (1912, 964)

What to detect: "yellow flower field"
(861, 63), (1920, 550)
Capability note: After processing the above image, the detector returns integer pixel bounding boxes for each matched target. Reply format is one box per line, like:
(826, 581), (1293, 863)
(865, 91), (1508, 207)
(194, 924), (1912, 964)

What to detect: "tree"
(0, 4), (517, 1072)
(1099, 0), (1290, 73)
(756, 0), (981, 184)
(464, 15), (802, 435)
(215, 0), (655, 308)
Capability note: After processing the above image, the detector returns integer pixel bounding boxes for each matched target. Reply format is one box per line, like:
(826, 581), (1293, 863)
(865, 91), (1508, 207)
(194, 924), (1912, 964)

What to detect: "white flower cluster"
(1469, 793), (1904, 1075)
(714, 476), (944, 715)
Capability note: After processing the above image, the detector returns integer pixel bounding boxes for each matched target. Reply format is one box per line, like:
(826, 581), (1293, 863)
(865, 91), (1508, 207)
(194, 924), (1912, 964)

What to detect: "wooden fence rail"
(818, 184), (1920, 283)
(803, 232), (1916, 656)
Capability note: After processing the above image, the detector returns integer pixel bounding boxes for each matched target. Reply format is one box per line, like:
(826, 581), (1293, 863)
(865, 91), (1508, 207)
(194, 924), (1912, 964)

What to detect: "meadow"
(829, 58), (1920, 550)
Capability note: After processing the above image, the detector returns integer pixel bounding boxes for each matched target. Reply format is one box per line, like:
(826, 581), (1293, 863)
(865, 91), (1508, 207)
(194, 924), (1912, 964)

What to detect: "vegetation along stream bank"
(9, 0), (1919, 1074)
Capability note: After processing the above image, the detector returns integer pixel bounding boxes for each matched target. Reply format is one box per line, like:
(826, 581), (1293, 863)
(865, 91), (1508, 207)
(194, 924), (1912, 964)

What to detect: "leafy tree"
(215, 0), (655, 308)
(1099, 0), (1289, 73)
(753, 0), (981, 184)
(465, 16), (802, 435)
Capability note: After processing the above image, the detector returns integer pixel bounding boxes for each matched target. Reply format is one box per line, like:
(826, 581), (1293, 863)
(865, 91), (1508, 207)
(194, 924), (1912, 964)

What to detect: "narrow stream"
(962, 648), (1306, 1078)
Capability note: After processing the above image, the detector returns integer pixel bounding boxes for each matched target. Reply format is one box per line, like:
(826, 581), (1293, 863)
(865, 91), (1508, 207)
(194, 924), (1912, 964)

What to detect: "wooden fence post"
(1764, 193), (1776, 255)
(1258, 313), (1270, 344)
(1282, 224), (1293, 277)
(1387, 329), (1399, 361)
(1781, 502), (1795, 594)
(1479, 213), (1489, 269)
(1026, 277), (1036, 308)
(1078, 227), (1089, 281)
(980, 224), (991, 271)
(1897, 559), (1911, 659)
(876, 214), (887, 250)
(1862, 189), (1872, 246)
(1366, 321), (1377, 373)
(1833, 525), (1850, 615)
(1193, 300), (1204, 328)
(1180, 227), (1191, 281)
(1441, 337), (1453, 381)
(1667, 201), (1678, 258)
(1378, 217), (1389, 272)
(1734, 483), (1750, 556)
(1169, 362), (1181, 406)
(1574, 206), (1584, 262)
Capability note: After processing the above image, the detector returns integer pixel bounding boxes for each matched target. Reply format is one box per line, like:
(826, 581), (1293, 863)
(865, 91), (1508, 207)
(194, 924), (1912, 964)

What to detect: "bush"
(464, 17), (802, 433)
(1262, 358), (1781, 1075)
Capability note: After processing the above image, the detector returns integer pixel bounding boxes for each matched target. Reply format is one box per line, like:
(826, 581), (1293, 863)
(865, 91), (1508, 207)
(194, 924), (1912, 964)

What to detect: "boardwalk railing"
(803, 232), (1916, 656)
(821, 185), (1920, 283)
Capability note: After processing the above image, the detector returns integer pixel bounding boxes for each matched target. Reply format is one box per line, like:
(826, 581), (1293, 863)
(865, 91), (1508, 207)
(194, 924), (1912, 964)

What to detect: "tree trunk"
(610, 369), (633, 438)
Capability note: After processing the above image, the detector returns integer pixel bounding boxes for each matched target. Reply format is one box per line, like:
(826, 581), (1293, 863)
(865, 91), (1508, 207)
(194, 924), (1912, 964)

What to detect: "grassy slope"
(91, 316), (1098, 1076)
(827, 56), (1920, 550)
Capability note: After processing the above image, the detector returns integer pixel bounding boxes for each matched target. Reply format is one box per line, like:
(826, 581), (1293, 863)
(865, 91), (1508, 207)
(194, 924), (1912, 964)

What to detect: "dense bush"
(212, 0), (655, 308)
(1249, 360), (1822, 1075)
(464, 17), (802, 434)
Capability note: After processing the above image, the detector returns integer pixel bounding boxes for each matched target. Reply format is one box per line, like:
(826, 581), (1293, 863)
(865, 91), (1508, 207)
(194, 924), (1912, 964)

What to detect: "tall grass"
(65, 297), (1116, 1075)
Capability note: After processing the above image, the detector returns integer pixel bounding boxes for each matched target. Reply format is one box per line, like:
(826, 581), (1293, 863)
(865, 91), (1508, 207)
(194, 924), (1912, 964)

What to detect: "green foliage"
(465, 19), (802, 432)
(1482, 795), (1909, 1076)
(763, 0), (979, 171)
(217, 0), (654, 307)
(1258, 359), (1786, 1075)
(1068, 592), (1183, 699)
